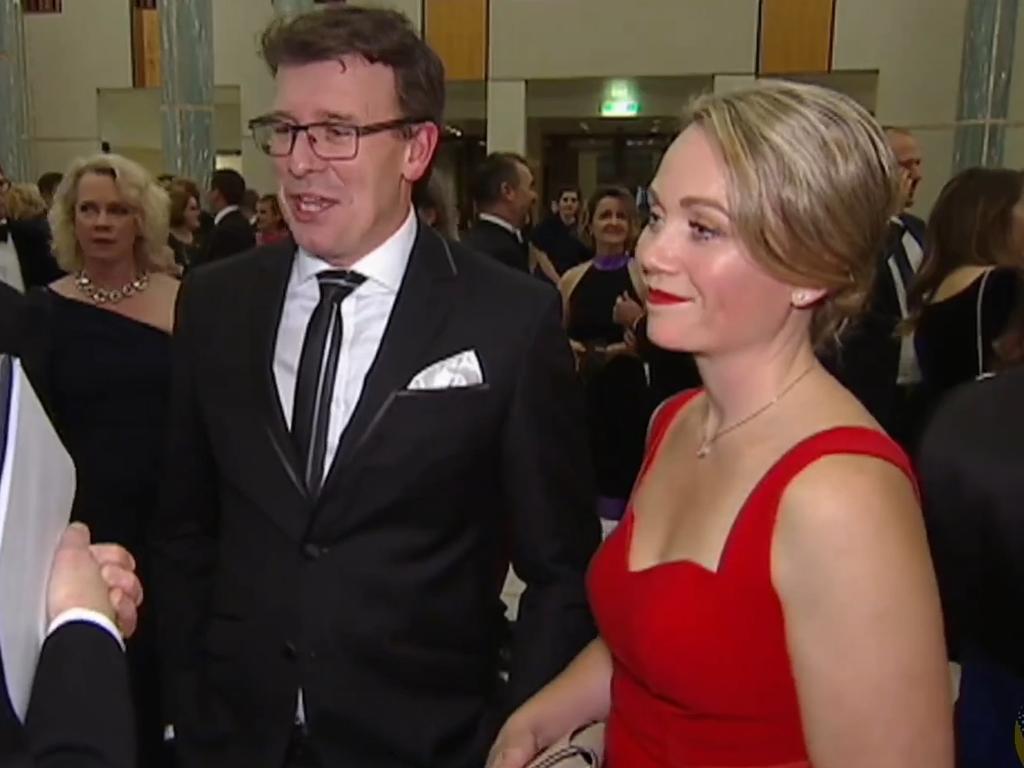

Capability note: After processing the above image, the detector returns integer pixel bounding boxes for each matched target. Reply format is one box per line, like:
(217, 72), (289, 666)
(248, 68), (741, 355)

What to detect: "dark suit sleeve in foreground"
(502, 291), (600, 710)
(150, 275), (220, 746)
(11, 621), (134, 768)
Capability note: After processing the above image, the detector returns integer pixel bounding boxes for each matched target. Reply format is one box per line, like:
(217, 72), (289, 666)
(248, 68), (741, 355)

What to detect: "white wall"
(24, 1), (134, 177)
(833, 0), (968, 215)
(96, 87), (241, 177)
(213, 0), (277, 194)
(490, 0), (758, 80)
(354, 0), (421, 30)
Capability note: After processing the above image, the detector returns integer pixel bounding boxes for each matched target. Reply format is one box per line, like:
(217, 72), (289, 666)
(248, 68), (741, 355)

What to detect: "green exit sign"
(601, 99), (640, 117)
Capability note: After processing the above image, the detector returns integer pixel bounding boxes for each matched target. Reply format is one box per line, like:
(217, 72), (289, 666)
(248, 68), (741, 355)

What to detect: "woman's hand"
(487, 718), (542, 768)
(569, 339), (587, 370)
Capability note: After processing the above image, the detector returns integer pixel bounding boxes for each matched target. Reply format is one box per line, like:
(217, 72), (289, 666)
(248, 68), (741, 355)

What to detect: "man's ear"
(404, 123), (440, 182)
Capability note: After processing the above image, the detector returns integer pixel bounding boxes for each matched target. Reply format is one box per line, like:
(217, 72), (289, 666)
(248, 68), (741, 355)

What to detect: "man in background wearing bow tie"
(152, 6), (598, 768)
(461, 153), (537, 275)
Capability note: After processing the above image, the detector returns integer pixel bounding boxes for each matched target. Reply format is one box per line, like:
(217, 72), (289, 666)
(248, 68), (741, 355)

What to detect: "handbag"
(975, 269), (994, 381)
(525, 722), (605, 768)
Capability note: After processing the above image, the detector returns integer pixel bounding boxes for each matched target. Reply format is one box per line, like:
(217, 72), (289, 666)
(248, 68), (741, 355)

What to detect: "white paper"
(0, 241), (25, 293)
(0, 360), (75, 721)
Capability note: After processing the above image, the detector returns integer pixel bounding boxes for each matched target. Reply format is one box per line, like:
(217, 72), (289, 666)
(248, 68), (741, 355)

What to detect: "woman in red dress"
(489, 80), (953, 768)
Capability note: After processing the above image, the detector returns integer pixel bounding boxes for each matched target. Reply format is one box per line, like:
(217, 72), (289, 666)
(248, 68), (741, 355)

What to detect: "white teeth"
(295, 195), (331, 213)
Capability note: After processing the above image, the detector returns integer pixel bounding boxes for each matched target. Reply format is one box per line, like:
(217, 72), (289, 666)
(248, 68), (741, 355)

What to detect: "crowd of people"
(0, 3), (1022, 768)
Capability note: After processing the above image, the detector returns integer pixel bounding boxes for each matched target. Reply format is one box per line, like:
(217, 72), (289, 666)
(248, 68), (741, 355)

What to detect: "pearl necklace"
(696, 364), (815, 459)
(75, 270), (150, 305)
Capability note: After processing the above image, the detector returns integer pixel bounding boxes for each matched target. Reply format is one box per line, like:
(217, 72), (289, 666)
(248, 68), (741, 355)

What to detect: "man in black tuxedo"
(0, 518), (142, 768)
(153, 7), (598, 768)
(462, 153), (537, 274)
(829, 126), (927, 449)
(192, 169), (256, 268)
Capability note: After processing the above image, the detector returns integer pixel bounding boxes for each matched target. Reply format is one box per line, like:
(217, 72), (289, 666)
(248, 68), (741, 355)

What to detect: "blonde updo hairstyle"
(4, 183), (47, 220)
(49, 153), (174, 274)
(686, 81), (899, 347)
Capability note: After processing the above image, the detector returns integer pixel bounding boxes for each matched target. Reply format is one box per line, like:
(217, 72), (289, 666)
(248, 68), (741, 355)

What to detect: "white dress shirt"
(0, 219), (24, 293)
(273, 207), (417, 479)
(887, 216), (925, 386)
(214, 205), (240, 226)
(47, 608), (124, 649)
(478, 212), (523, 243)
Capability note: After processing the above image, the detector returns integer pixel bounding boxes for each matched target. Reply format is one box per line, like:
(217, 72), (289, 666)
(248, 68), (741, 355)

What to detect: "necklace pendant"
(696, 442), (710, 459)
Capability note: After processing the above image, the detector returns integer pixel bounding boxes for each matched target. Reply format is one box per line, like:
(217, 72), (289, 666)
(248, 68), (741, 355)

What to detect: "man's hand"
(48, 523), (143, 639)
(612, 292), (644, 329)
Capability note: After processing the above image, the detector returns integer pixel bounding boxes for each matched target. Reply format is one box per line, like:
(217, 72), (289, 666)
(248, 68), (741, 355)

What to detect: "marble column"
(159, 0), (214, 190)
(273, 0), (316, 17)
(953, 0), (1018, 170)
(0, 0), (30, 181)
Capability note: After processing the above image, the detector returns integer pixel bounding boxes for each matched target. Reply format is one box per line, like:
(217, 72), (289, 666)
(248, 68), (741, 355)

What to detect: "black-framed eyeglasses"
(248, 116), (429, 160)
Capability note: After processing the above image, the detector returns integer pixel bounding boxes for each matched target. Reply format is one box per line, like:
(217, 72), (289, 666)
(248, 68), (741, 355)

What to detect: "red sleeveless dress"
(587, 390), (915, 768)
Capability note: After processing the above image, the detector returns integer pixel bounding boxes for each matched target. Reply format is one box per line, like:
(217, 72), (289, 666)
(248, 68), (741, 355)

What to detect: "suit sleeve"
(150, 274), (220, 744)
(21, 621), (135, 768)
(502, 291), (599, 711)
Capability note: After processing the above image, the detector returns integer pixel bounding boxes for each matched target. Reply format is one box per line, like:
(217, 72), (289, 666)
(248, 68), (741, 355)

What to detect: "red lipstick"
(647, 288), (691, 305)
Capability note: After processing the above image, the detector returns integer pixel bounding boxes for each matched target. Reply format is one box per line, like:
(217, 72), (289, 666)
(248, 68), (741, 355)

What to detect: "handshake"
(47, 522), (143, 639)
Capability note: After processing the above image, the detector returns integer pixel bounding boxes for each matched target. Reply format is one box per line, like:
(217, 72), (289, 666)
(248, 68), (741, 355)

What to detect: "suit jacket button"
(302, 543), (325, 560)
(283, 641), (298, 660)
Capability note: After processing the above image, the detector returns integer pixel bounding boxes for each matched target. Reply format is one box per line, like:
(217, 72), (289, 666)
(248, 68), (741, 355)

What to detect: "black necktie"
(292, 269), (366, 496)
(0, 223), (8, 243)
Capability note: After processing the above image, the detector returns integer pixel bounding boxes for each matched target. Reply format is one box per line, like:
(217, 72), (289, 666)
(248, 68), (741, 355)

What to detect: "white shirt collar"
(294, 206), (417, 294)
(214, 205), (240, 225)
(478, 212), (522, 242)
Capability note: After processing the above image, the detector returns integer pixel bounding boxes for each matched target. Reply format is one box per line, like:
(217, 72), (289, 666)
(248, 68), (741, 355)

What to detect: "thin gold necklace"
(696, 364), (816, 459)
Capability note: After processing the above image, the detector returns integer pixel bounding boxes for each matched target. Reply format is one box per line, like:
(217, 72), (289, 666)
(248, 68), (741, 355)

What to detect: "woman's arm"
(774, 454), (953, 768)
(489, 638), (613, 768)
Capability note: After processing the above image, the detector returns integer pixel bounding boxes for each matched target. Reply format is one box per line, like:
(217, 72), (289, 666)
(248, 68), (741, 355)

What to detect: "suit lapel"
(247, 239), (309, 505)
(320, 226), (459, 496)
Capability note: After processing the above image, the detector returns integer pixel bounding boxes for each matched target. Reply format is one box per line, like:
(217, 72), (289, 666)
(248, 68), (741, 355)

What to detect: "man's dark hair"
(471, 153), (529, 208)
(37, 172), (63, 199)
(242, 188), (260, 212)
(211, 169), (247, 206)
(261, 6), (446, 128)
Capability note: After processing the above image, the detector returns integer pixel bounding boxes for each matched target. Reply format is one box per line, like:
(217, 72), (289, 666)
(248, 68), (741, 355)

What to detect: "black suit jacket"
(462, 219), (529, 274)
(0, 622), (135, 768)
(828, 214), (926, 435)
(153, 225), (599, 768)
(6, 219), (63, 290)
(193, 209), (255, 268)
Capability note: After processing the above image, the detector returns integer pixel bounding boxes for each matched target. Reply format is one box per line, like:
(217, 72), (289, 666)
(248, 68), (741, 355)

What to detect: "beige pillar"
(486, 79), (527, 156)
(578, 150), (599, 200)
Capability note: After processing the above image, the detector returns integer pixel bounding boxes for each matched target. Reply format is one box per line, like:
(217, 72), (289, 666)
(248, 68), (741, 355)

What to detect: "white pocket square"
(407, 350), (484, 391)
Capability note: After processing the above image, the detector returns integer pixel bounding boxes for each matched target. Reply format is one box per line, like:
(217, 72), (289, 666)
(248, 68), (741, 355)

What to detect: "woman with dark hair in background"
(908, 168), (1024, 434)
(255, 193), (291, 246)
(559, 186), (648, 533)
(167, 178), (203, 270)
